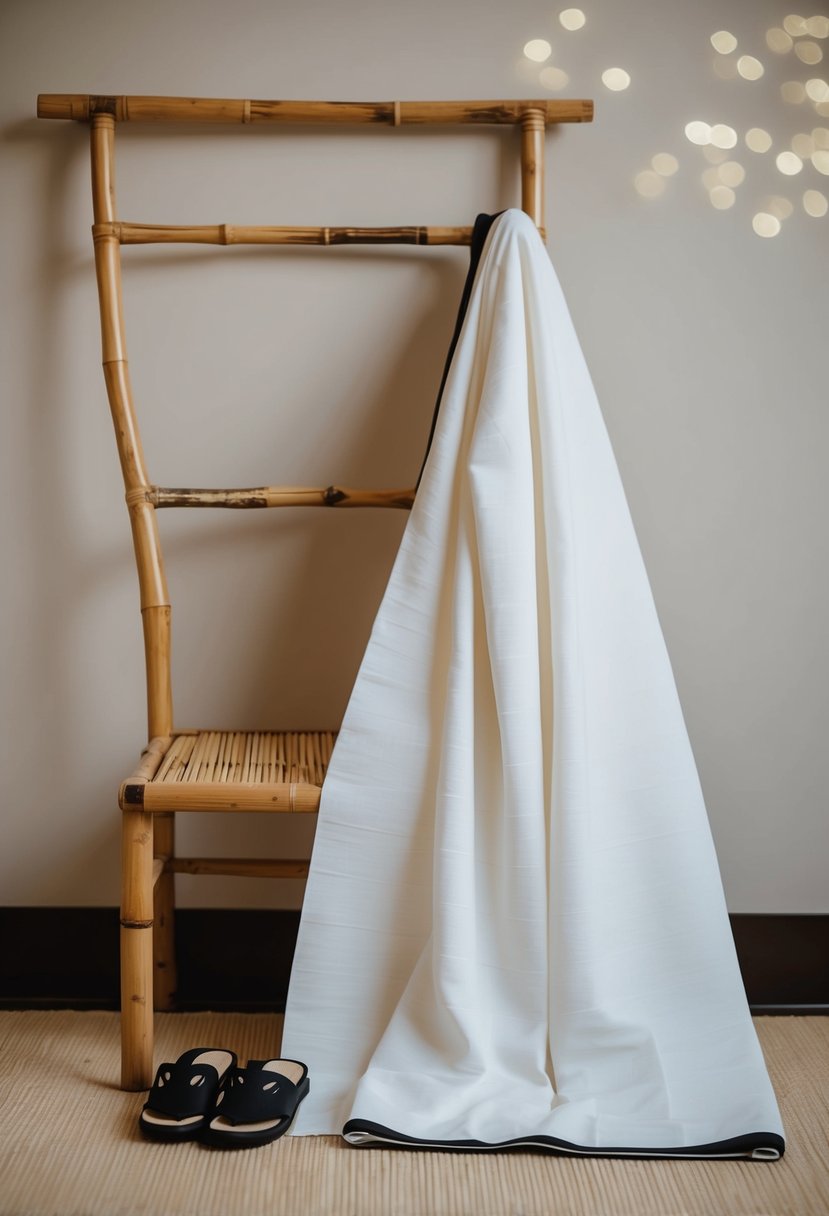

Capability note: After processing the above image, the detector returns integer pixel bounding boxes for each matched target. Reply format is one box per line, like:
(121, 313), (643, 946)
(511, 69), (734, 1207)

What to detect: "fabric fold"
(280, 209), (785, 1160)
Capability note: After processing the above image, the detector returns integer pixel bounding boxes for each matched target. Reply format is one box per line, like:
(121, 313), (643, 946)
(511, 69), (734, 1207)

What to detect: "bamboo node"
(125, 486), (152, 509)
(393, 100), (401, 127)
(521, 107), (546, 131)
(322, 484), (347, 505)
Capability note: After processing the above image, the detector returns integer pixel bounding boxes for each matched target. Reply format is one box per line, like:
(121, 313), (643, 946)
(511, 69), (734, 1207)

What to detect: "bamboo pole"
(170, 857), (310, 878)
(142, 484), (416, 510)
(39, 94), (593, 125)
(91, 116), (173, 740)
(121, 804), (154, 1090)
(121, 781), (323, 813)
(521, 108), (546, 229)
(98, 221), (475, 246)
(152, 813), (176, 1011)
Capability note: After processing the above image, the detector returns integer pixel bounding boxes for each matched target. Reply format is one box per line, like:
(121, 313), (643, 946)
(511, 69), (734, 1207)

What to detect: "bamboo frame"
(43, 91), (593, 1090)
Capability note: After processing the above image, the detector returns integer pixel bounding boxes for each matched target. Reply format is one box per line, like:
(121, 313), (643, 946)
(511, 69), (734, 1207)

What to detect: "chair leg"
(153, 812), (177, 1010)
(120, 805), (154, 1091)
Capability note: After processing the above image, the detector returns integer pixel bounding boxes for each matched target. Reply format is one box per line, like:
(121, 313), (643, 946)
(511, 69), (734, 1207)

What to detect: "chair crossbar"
(38, 93), (593, 125)
(138, 484), (415, 509)
(97, 221), (480, 246)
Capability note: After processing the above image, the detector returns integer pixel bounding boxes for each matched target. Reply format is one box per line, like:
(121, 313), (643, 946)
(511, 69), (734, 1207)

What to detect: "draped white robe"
(280, 208), (785, 1160)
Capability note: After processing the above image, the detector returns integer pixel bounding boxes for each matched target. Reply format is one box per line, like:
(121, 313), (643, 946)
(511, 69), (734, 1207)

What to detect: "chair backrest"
(37, 93), (593, 742)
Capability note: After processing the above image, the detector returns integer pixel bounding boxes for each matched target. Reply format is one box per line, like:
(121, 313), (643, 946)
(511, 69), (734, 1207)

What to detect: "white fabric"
(280, 209), (785, 1158)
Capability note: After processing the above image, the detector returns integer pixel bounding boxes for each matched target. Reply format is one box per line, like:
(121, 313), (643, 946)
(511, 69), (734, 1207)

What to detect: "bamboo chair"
(37, 93), (594, 1091)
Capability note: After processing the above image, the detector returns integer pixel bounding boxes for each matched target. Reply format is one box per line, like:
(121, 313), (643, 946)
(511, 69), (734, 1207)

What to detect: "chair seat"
(120, 729), (338, 813)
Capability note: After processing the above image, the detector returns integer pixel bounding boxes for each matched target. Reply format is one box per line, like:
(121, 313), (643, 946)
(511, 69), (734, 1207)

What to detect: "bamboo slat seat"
(154, 729), (335, 787)
(37, 91), (587, 1090)
(118, 730), (337, 813)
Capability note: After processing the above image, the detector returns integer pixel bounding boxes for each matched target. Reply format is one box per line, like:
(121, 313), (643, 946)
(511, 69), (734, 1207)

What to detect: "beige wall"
(1, 0), (826, 912)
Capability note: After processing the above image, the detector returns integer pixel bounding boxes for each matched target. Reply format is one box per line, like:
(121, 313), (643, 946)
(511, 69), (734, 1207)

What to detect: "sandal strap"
(143, 1060), (221, 1121)
(216, 1063), (304, 1125)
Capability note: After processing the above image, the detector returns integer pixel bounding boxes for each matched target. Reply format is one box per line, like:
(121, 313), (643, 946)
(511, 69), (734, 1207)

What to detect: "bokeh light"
(776, 150), (804, 173)
(782, 14), (809, 36)
(711, 30), (738, 53)
(524, 39), (552, 62)
(752, 211), (782, 236)
(634, 170), (665, 197)
(766, 27), (794, 52)
(746, 127), (773, 152)
(803, 188), (829, 215)
(737, 55), (765, 80)
(559, 8), (586, 31)
(539, 66), (570, 89)
(805, 16), (829, 37)
(718, 160), (746, 186)
(709, 185), (736, 208)
(710, 123), (738, 148)
(805, 78), (829, 101)
(795, 40), (824, 64)
(685, 120), (712, 145)
(602, 67), (631, 90)
(652, 152), (679, 175)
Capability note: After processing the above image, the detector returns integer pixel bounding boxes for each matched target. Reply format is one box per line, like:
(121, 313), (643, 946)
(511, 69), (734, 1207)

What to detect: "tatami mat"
(0, 1012), (826, 1216)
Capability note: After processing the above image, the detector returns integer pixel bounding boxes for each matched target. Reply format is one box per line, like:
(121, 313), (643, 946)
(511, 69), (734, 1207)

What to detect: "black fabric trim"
(413, 210), (505, 494)
(341, 1119), (785, 1161)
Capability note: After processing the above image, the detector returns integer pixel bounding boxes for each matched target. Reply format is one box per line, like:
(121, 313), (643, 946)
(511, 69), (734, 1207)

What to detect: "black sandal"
(138, 1047), (237, 1142)
(200, 1058), (310, 1149)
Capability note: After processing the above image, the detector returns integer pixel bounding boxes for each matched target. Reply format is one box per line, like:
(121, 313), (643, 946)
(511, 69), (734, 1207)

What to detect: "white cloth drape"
(280, 209), (785, 1160)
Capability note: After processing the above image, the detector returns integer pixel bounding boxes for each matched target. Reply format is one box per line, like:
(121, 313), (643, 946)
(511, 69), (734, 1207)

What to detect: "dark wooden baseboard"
(0, 909), (826, 1013)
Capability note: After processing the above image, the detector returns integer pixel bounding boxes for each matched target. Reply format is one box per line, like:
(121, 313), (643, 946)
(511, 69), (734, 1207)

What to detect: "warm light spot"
(711, 30), (738, 53)
(813, 126), (829, 148)
(783, 14), (809, 37)
(539, 66), (570, 89)
(685, 120), (712, 145)
(709, 185), (736, 209)
(776, 150), (804, 173)
(805, 16), (829, 38)
(795, 40), (824, 64)
(766, 27), (794, 52)
(718, 160), (746, 186)
(559, 8), (586, 31)
(710, 123), (738, 148)
(652, 152), (679, 175)
(791, 132), (816, 156)
(766, 195), (794, 218)
(702, 166), (722, 190)
(805, 77), (829, 101)
(812, 149), (829, 173)
(634, 170), (665, 197)
(746, 126), (773, 152)
(703, 145), (729, 163)
(602, 67), (631, 90)
(524, 39), (552, 62)
(753, 211), (782, 236)
(781, 80), (808, 102)
(803, 188), (829, 215)
(737, 55), (765, 79)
